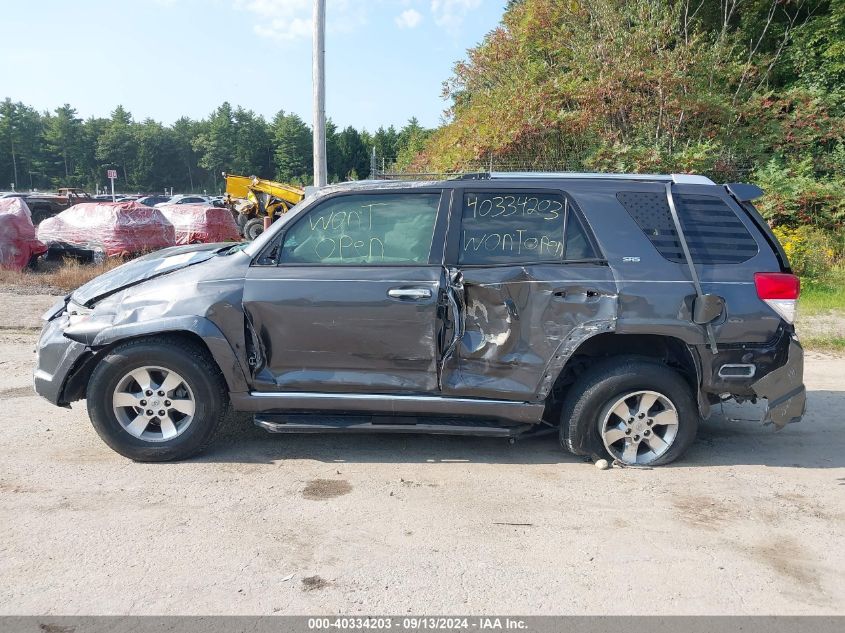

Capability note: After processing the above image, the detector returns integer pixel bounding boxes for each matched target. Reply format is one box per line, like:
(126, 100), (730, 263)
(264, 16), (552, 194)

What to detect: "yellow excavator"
(223, 173), (305, 240)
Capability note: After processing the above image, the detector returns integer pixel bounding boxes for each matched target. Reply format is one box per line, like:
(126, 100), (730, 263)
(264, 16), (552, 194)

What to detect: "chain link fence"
(369, 151), (755, 181)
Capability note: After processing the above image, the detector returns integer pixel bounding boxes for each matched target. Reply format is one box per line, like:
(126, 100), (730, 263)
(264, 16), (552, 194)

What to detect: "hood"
(72, 242), (235, 307)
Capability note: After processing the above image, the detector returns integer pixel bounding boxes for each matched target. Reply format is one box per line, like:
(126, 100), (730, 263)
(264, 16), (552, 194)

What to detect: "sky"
(0, 0), (506, 131)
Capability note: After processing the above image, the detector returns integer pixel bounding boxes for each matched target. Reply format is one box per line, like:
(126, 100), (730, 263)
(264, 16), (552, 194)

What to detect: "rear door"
(243, 189), (448, 394)
(439, 187), (617, 401)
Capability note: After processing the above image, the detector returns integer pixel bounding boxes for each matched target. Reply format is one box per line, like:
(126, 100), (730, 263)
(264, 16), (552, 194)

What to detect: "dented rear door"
(439, 187), (617, 402)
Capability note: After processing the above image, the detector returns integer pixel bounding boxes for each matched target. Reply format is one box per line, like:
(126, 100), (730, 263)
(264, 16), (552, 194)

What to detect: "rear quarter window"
(616, 191), (758, 264)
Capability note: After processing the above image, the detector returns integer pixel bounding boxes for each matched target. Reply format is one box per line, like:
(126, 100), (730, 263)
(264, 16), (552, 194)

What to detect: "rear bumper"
(698, 327), (806, 428)
(750, 335), (806, 429)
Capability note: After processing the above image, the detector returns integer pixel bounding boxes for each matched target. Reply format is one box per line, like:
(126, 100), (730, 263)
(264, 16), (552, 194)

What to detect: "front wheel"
(559, 357), (698, 466)
(87, 337), (227, 461)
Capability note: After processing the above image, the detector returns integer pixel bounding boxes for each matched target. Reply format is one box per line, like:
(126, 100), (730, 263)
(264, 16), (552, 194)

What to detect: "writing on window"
(280, 193), (440, 265)
(459, 192), (569, 264)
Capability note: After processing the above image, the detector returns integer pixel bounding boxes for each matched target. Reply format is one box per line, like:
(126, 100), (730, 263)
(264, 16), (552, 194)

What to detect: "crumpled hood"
(72, 243), (229, 307)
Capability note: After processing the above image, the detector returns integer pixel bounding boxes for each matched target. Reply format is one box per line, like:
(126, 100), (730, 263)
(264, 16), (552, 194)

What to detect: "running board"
(231, 391), (544, 424)
(254, 414), (527, 437)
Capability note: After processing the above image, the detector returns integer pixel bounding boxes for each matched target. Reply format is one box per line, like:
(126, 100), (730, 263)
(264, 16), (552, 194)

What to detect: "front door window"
(280, 193), (440, 265)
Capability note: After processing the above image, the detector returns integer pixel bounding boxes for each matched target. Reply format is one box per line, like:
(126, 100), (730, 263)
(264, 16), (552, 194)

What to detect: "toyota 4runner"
(33, 172), (806, 465)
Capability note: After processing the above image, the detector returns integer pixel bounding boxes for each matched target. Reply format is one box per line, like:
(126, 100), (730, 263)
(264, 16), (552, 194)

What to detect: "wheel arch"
(61, 320), (249, 404)
(546, 332), (706, 418)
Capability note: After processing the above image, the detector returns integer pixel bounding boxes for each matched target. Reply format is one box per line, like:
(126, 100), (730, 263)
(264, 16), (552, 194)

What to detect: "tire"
(86, 337), (228, 462)
(559, 356), (698, 466)
(243, 217), (265, 241)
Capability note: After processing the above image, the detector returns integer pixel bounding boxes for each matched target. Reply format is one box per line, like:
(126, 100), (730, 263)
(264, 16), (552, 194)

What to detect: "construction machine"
(223, 173), (305, 240)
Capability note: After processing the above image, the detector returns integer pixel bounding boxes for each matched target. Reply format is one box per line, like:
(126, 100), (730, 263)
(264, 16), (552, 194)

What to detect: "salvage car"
(25, 188), (94, 224)
(156, 203), (241, 245)
(33, 173), (805, 465)
(37, 201), (176, 261)
(154, 194), (213, 207)
(0, 197), (47, 270)
(136, 195), (173, 207)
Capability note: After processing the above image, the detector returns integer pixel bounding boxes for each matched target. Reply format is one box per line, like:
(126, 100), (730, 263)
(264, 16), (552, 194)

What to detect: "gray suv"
(33, 173), (806, 465)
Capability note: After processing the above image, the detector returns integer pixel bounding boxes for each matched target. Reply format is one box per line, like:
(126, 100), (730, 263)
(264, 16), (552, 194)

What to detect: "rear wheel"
(559, 357), (698, 466)
(87, 337), (227, 461)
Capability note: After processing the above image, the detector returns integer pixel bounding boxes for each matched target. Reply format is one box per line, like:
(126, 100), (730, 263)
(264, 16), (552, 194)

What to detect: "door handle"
(388, 287), (432, 300)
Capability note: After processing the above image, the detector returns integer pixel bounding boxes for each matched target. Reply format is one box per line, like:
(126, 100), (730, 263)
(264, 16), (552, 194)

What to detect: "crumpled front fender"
(64, 314), (250, 394)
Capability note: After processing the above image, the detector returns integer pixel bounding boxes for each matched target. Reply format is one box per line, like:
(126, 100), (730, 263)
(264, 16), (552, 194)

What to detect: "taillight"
(755, 272), (800, 323)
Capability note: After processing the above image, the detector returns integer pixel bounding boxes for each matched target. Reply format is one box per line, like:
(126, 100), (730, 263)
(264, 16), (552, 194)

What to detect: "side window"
(279, 192), (440, 265)
(617, 191), (758, 264)
(458, 191), (596, 265)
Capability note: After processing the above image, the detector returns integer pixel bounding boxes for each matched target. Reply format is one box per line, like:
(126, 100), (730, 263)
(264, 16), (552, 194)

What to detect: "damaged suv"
(34, 173), (806, 465)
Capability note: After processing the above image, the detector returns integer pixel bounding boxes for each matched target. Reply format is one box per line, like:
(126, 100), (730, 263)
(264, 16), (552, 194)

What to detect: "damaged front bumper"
(33, 310), (89, 407)
(751, 334), (806, 429)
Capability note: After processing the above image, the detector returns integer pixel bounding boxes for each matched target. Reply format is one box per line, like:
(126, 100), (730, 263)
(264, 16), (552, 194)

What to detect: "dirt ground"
(0, 292), (843, 615)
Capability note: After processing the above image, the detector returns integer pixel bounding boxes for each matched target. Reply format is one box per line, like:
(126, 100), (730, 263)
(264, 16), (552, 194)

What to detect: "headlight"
(66, 301), (93, 326)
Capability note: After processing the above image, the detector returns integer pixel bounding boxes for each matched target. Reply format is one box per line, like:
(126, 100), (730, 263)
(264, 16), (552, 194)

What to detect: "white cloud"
(234, 0), (367, 41)
(395, 8), (423, 29)
(430, 0), (481, 32)
(233, 0), (483, 40)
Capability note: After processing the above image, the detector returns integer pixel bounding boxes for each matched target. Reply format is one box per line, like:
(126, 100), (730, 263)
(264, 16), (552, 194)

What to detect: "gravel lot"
(0, 293), (843, 615)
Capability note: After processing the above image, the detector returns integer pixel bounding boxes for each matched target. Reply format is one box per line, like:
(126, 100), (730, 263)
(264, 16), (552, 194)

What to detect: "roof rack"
(476, 172), (715, 185)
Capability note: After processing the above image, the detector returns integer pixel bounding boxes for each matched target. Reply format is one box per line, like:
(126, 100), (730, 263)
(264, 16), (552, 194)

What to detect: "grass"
(800, 336), (845, 353)
(800, 267), (845, 315)
(0, 257), (126, 294)
(796, 266), (845, 352)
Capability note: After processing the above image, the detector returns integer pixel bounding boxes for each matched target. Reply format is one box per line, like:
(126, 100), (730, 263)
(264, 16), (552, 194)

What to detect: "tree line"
(0, 99), (432, 194)
(416, 0), (845, 233)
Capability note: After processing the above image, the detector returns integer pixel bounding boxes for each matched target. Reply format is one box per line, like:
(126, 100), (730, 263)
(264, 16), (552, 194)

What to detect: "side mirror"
(693, 294), (725, 324)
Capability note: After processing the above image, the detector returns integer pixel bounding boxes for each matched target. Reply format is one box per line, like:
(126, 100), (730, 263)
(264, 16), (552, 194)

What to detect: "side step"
(254, 414), (530, 437)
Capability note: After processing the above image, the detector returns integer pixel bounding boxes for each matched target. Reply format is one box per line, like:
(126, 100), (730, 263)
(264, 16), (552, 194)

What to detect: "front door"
(243, 189), (447, 394)
(440, 187), (617, 401)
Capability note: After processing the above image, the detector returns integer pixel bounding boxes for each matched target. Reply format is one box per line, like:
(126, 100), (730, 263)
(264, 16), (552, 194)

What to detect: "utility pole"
(312, 0), (328, 187)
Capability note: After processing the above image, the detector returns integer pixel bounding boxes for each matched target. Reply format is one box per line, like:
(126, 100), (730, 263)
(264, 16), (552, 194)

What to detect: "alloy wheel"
(111, 366), (196, 442)
(599, 390), (679, 465)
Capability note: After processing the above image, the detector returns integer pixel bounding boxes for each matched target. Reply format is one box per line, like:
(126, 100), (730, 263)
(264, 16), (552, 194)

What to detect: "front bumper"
(33, 313), (89, 406)
(751, 335), (806, 429)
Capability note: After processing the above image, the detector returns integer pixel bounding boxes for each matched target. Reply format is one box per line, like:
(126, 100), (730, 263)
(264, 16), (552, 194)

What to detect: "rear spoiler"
(724, 183), (792, 273)
(725, 183), (764, 202)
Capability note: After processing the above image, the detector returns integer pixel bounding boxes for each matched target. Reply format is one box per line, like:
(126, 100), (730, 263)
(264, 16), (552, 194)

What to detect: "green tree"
(96, 106), (137, 188)
(171, 116), (202, 192)
(133, 119), (183, 192)
(79, 116), (109, 193)
(271, 110), (312, 184)
(336, 125), (370, 180)
(192, 102), (237, 190)
(0, 99), (44, 190)
(371, 125), (400, 165)
(232, 107), (273, 178)
(395, 117), (431, 170)
(42, 104), (84, 185)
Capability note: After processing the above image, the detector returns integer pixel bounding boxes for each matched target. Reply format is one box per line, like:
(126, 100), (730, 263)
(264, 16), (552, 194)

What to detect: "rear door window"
(617, 191), (758, 264)
(280, 192), (440, 265)
(457, 191), (597, 265)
